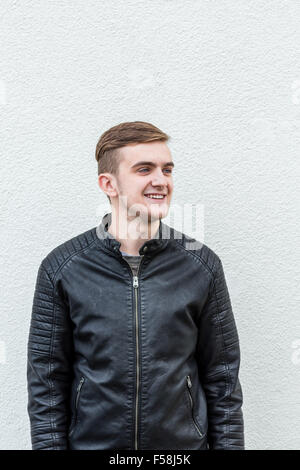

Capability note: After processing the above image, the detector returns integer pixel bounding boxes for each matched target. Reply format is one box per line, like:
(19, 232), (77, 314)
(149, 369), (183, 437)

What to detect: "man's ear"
(98, 173), (118, 199)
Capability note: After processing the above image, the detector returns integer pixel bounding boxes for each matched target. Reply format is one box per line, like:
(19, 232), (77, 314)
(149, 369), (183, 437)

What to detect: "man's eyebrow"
(131, 161), (175, 169)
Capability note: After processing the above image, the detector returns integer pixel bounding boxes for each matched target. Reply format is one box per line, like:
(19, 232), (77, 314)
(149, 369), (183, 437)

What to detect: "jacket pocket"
(185, 375), (205, 439)
(69, 376), (85, 436)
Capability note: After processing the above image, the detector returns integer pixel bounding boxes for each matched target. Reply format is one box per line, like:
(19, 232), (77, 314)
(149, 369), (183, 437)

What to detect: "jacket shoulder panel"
(170, 227), (221, 278)
(40, 227), (98, 280)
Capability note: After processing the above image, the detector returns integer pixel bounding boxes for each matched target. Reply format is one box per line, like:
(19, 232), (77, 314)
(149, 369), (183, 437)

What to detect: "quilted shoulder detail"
(171, 227), (221, 277)
(41, 227), (98, 279)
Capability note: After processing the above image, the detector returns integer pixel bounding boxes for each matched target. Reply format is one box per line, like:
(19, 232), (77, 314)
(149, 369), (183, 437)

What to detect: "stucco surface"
(0, 1), (299, 449)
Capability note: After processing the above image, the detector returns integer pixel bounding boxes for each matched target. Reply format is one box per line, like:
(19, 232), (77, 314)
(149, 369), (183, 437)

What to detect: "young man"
(27, 121), (244, 450)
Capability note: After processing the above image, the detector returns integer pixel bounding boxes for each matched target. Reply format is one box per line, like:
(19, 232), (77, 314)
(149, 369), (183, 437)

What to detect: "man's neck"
(107, 211), (160, 256)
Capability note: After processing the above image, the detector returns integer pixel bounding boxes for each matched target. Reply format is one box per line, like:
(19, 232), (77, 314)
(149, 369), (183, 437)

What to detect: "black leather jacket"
(27, 212), (244, 450)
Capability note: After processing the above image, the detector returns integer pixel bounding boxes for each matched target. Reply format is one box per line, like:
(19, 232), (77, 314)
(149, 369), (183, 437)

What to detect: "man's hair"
(95, 121), (170, 204)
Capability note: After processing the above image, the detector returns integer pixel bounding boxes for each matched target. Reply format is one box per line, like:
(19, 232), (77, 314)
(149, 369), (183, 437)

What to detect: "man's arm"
(196, 256), (244, 449)
(27, 261), (74, 450)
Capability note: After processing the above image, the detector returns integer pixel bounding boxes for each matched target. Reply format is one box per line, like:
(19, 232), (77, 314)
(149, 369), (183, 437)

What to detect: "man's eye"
(138, 168), (172, 173)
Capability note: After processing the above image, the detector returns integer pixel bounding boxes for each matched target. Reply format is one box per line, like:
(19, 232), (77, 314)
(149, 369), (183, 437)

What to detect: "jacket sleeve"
(27, 261), (74, 450)
(195, 257), (245, 450)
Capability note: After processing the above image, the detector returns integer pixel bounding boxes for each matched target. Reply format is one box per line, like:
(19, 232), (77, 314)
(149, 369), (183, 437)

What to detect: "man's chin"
(132, 208), (163, 223)
(147, 206), (168, 222)
(126, 201), (168, 223)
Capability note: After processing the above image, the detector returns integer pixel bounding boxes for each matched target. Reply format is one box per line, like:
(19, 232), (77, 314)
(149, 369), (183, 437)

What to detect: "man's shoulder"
(164, 222), (221, 277)
(40, 226), (97, 278)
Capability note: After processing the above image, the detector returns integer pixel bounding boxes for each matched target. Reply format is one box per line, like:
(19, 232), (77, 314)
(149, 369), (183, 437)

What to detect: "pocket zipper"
(69, 377), (85, 436)
(186, 375), (203, 438)
(75, 377), (85, 410)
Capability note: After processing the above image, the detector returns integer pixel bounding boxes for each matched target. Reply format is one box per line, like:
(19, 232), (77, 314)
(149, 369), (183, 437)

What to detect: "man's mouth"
(144, 194), (166, 200)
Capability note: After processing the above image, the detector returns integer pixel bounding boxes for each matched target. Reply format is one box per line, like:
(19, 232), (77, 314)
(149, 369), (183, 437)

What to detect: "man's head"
(95, 121), (174, 223)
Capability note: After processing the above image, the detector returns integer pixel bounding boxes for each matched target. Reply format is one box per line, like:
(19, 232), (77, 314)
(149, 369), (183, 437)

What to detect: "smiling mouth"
(144, 194), (167, 200)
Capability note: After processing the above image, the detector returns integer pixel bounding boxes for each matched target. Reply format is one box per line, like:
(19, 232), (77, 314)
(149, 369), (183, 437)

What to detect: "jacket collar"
(96, 212), (172, 256)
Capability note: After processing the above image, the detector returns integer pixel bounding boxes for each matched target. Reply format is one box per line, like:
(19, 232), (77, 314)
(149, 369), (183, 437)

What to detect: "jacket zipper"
(186, 375), (203, 438)
(133, 273), (140, 450)
(70, 376), (85, 435)
(122, 255), (144, 450)
(75, 377), (85, 410)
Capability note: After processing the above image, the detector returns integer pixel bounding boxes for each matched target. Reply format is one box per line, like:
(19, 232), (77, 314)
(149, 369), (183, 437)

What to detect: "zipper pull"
(133, 276), (139, 288)
(187, 375), (192, 388)
(77, 377), (85, 392)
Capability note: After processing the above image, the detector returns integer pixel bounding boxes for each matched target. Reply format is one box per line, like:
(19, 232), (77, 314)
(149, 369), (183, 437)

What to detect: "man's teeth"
(145, 194), (165, 199)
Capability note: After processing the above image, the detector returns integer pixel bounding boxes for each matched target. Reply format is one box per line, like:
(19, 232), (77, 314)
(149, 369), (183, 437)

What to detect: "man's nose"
(151, 169), (167, 186)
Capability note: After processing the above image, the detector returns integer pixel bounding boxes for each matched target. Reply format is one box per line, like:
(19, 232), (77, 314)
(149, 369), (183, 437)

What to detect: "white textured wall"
(0, 0), (299, 450)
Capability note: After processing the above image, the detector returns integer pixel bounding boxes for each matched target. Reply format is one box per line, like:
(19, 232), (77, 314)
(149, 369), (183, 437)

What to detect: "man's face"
(112, 141), (174, 222)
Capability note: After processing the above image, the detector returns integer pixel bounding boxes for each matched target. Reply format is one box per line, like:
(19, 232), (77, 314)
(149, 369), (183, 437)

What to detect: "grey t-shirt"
(120, 251), (142, 277)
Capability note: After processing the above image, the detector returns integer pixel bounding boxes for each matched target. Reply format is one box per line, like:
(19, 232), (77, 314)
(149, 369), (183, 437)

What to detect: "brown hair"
(95, 121), (170, 204)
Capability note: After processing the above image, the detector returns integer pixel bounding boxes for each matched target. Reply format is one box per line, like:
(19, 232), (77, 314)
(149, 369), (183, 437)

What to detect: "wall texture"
(0, 0), (299, 450)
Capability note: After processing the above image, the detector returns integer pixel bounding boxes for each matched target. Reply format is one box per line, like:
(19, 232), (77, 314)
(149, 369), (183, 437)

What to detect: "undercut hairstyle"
(95, 121), (170, 204)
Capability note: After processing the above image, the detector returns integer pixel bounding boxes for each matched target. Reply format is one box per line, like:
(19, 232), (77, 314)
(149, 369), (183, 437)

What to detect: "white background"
(0, 0), (299, 449)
